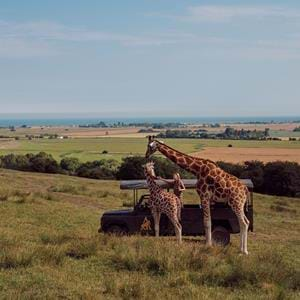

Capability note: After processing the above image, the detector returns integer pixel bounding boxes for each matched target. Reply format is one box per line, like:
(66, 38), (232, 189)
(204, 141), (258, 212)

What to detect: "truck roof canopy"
(120, 179), (253, 190)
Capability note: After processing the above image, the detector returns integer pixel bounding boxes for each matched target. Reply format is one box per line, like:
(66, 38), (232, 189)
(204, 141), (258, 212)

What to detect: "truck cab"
(100, 179), (253, 245)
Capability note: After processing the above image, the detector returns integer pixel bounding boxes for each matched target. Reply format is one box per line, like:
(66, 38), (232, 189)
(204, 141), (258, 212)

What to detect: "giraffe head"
(145, 136), (159, 158)
(144, 161), (156, 177)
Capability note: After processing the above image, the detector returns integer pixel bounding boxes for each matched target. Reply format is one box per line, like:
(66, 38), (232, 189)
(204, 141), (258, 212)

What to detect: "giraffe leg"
(237, 213), (249, 255)
(167, 212), (182, 244)
(243, 214), (249, 254)
(176, 197), (182, 221)
(153, 211), (161, 237)
(202, 200), (212, 247)
(174, 219), (182, 244)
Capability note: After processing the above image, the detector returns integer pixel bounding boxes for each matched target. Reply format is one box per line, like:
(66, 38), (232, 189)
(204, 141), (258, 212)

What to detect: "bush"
(1, 152), (300, 197)
(216, 161), (244, 178)
(116, 156), (194, 180)
(60, 157), (80, 174)
(29, 152), (61, 173)
(116, 156), (146, 180)
(76, 159), (119, 179)
(263, 161), (300, 197)
(0, 154), (31, 171)
(241, 161), (265, 193)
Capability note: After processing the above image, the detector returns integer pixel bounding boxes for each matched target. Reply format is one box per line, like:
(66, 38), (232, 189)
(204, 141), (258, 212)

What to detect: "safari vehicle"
(99, 179), (253, 245)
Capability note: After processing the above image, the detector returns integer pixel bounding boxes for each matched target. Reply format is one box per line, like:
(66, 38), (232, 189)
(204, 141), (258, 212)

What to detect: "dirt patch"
(191, 147), (300, 163)
(0, 139), (19, 149)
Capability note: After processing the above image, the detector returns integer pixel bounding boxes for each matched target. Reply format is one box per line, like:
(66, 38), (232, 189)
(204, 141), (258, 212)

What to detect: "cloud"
(0, 17), (299, 60)
(168, 5), (300, 23)
(0, 20), (195, 57)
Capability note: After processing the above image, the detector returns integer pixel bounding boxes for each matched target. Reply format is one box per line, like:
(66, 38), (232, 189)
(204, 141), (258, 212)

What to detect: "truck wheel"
(212, 226), (230, 246)
(106, 225), (127, 236)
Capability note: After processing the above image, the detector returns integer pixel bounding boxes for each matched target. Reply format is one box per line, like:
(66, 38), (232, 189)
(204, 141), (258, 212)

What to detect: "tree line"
(157, 127), (272, 140)
(0, 152), (299, 198)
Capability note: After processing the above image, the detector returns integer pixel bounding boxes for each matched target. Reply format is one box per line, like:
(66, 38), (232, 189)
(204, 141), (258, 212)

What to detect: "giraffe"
(144, 162), (182, 243)
(145, 136), (250, 254)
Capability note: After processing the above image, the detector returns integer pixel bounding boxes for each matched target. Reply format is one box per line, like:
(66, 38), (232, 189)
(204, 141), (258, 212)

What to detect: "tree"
(29, 152), (60, 173)
(116, 156), (146, 180)
(76, 159), (119, 179)
(116, 156), (194, 180)
(263, 161), (300, 197)
(216, 161), (244, 178)
(60, 157), (80, 174)
(240, 161), (265, 193)
(0, 154), (30, 171)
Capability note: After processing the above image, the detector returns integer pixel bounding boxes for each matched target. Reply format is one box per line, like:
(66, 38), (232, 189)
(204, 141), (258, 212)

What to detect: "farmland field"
(0, 137), (300, 163)
(0, 169), (299, 299)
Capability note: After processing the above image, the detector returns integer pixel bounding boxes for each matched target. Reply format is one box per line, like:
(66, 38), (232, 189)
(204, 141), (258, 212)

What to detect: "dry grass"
(192, 146), (300, 163)
(0, 169), (299, 299)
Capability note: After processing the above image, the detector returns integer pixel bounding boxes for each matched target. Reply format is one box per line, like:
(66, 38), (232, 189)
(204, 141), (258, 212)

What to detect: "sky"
(0, 0), (299, 117)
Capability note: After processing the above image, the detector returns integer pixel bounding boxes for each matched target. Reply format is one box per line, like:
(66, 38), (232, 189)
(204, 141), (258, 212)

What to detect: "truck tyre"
(106, 225), (127, 236)
(212, 226), (230, 246)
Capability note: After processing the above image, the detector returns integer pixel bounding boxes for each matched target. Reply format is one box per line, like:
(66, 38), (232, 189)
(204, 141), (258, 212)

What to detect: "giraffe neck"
(145, 171), (161, 195)
(156, 142), (212, 175)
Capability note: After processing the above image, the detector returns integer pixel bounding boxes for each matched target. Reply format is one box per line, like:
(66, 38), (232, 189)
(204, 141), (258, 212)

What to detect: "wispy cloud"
(0, 20), (195, 57)
(0, 16), (299, 60)
(174, 5), (300, 23)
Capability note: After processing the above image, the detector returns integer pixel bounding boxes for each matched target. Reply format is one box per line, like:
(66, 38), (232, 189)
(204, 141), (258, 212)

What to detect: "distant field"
(193, 147), (300, 163)
(0, 169), (299, 298)
(1, 121), (300, 139)
(0, 137), (299, 162)
(270, 130), (300, 138)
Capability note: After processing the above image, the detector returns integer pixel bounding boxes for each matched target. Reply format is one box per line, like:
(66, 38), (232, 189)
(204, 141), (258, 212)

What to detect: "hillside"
(0, 169), (299, 299)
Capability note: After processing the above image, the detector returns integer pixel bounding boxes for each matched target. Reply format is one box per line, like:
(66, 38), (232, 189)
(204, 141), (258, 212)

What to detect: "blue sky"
(0, 0), (299, 117)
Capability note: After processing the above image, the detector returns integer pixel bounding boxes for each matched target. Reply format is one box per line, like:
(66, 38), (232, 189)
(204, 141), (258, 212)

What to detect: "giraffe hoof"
(240, 250), (249, 255)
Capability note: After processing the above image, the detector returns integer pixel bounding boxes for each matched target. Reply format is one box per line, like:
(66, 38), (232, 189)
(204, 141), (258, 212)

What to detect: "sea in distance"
(0, 114), (299, 127)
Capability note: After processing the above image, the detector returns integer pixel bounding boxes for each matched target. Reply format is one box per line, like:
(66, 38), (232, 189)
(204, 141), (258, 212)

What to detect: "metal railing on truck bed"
(120, 179), (254, 206)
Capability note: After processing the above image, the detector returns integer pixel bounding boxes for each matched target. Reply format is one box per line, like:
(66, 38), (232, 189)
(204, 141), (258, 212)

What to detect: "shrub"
(60, 157), (80, 174)
(76, 159), (119, 179)
(216, 161), (244, 178)
(0, 154), (31, 171)
(29, 152), (61, 173)
(240, 160), (265, 193)
(116, 156), (193, 180)
(263, 161), (300, 197)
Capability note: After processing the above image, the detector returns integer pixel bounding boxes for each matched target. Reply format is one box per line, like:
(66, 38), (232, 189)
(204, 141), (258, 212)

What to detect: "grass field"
(0, 137), (299, 162)
(0, 169), (299, 299)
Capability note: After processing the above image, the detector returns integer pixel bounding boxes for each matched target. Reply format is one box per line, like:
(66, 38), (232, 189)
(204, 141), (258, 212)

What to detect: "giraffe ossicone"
(145, 138), (250, 255)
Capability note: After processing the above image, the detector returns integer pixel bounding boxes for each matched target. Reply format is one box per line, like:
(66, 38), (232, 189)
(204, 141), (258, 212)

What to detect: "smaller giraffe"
(144, 162), (182, 243)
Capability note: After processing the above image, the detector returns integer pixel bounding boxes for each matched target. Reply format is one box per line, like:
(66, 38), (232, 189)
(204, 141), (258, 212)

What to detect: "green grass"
(270, 130), (300, 138)
(0, 169), (299, 299)
(0, 137), (299, 162)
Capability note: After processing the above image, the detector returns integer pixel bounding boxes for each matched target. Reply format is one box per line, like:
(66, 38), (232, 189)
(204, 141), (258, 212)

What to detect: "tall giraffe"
(145, 136), (250, 254)
(144, 162), (182, 243)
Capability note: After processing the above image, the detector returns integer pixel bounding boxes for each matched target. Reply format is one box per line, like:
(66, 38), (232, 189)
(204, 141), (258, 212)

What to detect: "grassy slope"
(0, 137), (299, 162)
(0, 169), (299, 299)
